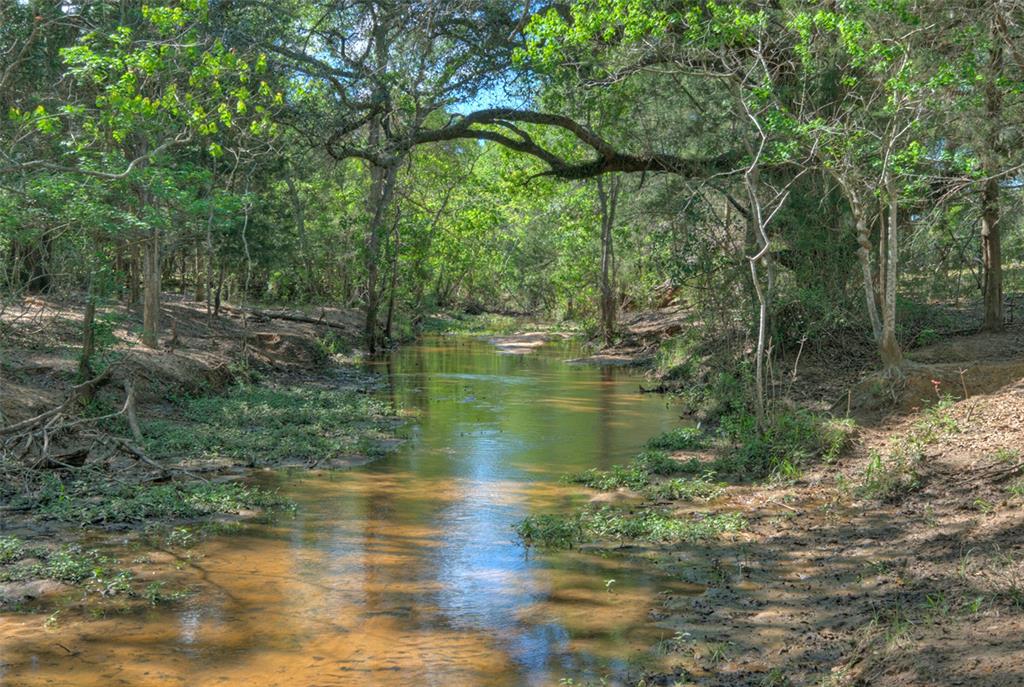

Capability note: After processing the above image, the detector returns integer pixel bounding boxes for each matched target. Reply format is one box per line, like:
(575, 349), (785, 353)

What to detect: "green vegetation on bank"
(15, 476), (294, 525)
(524, 405), (855, 551)
(515, 508), (747, 549)
(2, 534), (191, 608)
(144, 383), (399, 466)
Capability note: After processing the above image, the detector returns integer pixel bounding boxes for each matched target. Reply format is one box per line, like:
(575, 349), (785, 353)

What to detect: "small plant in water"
(144, 581), (190, 605)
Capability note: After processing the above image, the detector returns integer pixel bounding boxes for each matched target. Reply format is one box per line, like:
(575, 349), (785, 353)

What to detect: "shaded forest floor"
(0, 294), (404, 611)
(628, 371), (1024, 687)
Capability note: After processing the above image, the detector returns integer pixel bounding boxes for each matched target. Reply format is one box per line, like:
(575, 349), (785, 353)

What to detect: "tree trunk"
(363, 162), (399, 354)
(141, 228), (161, 349)
(78, 297), (96, 380)
(194, 245), (205, 302)
(880, 174), (902, 372)
(128, 242), (141, 305)
(596, 175), (620, 346)
(177, 249), (187, 295)
(744, 162), (776, 427)
(981, 26), (1004, 332)
(981, 176), (1003, 331)
(385, 213), (401, 343)
(214, 261), (225, 316)
(285, 171), (315, 299)
(850, 193), (883, 343)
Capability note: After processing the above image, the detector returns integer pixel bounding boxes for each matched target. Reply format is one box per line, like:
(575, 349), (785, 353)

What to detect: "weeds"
(858, 396), (958, 501)
(0, 536), (26, 565)
(143, 581), (190, 605)
(646, 427), (708, 451)
(644, 475), (724, 501)
(860, 448), (920, 501)
(564, 451), (705, 491)
(145, 384), (398, 467)
(993, 448), (1022, 463)
(513, 513), (584, 549)
(28, 475), (294, 524)
(0, 544), (123, 587)
(717, 411), (854, 479)
(515, 507), (746, 549)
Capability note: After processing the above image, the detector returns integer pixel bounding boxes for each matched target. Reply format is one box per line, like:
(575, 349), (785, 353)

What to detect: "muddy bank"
(0, 294), (404, 612)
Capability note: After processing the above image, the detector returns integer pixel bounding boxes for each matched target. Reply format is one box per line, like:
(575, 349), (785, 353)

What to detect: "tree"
(54, 0), (279, 346)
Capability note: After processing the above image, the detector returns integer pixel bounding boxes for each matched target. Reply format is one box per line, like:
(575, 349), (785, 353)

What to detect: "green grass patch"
(716, 410), (854, 480)
(423, 313), (529, 336)
(0, 536), (26, 565)
(645, 426), (708, 451)
(644, 474), (725, 501)
(564, 450), (705, 491)
(1, 544), (118, 585)
(145, 383), (397, 466)
(29, 475), (294, 524)
(515, 507), (746, 549)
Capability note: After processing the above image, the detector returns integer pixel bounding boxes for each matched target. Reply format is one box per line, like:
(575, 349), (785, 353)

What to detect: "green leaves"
(57, 0), (281, 166)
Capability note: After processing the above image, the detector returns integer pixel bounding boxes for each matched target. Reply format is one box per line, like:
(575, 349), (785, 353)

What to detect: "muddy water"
(1, 336), (693, 686)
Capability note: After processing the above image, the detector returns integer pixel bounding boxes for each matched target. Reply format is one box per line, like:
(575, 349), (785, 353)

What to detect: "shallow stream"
(2, 336), (694, 686)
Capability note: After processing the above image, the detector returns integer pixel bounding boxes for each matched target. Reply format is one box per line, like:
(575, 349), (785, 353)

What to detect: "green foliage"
(43, 547), (109, 583)
(646, 426), (708, 451)
(564, 449), (704, 491)
(860, 447), (921, 501)
(31, 474), (293, 524)
(425, 313), (528, 335)
(718, 411), (854, 479)
(644, 475), (725, 501)
(145, 384), (397, 466)
(0, 544), (121, 586)
(859, 396), (958, 501)
(143, 581), (190, 605)
(0, 536), (26, 565)
(513, 513), (585, 549)
(515, 507), (746, 549)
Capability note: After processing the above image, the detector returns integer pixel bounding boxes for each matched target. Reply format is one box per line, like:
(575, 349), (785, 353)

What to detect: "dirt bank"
(567, 305), (690, 367)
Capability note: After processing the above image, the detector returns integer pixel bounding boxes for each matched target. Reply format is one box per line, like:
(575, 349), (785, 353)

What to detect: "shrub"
(717, 410), (854, 479)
